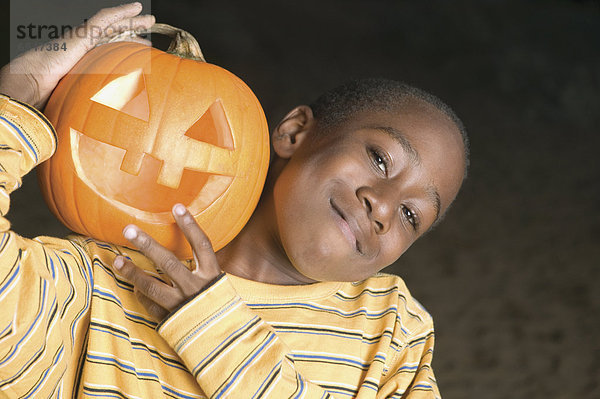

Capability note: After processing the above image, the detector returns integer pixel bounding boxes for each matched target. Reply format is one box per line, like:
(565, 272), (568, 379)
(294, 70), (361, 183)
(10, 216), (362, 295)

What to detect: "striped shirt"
(0, 94), (441, 398)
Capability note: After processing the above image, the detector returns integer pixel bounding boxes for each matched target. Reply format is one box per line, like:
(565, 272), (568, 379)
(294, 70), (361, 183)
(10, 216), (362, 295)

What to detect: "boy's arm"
(156, 273), (343, 398)
(0, 93), (95, 396)
(0, 5), (154, 395)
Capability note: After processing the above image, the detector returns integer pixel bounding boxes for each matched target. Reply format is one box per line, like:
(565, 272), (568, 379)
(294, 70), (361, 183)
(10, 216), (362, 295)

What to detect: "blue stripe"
(290, 353), (369, 369)
(334, 289), (396, 300)
(0, 279), (48, 366)
(0, 262), (20, 296)
(397, 364), (419, 371)
(0, 298), (58, 387)
(81, 391), (124, 399)
(53, 254), (77, 344)
(93, 259), (133, 292)
(23, 345), (65, 398)
(0, 232), (9, 250)
(274, 327), (392, 345)
(413, 383), (433, 389)
(319, 389), (354, 397)
(248, 302), (397, 319)
(362, 382), (378, 392)
(374, 354), (386, 362)
(92, 288), (157, 327)
(292, 374), (305, 399)
(86, 354), (198, 399)
(192, 315), (260, 375)
(0, 116), (38, 162)
(89, 326), (187, 372)
(408, 339), (427, 348)
(251, 360), (282, 399)
(395, 316), (410, 335)
(47, 252), (56, 280)
(215, 333), (276, 399)
(0, 321), (12, 337)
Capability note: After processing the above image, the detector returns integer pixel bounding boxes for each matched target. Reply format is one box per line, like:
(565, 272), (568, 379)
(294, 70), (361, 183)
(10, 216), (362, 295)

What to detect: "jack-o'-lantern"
(38, 24), (269, 259)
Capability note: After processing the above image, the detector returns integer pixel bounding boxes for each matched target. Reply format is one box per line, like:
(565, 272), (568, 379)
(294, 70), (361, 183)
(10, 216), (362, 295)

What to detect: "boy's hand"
(113, 204), (223, 321)
(0, 2), (155, 109)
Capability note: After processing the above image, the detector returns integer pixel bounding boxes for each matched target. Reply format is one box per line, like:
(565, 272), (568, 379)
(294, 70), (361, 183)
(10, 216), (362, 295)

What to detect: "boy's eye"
(369, 148), (388, 175)
(401, 205), (419, 230)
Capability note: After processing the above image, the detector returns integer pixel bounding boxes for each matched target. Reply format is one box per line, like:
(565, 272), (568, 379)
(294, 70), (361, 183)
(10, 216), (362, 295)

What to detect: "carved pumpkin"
(38, 24), (269, 259)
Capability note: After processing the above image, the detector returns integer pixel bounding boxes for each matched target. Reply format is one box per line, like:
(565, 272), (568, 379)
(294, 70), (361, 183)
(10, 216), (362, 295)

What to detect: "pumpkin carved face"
(39, 38), (269, 259)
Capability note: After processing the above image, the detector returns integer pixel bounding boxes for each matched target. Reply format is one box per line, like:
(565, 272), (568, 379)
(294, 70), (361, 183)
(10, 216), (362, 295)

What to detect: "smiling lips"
(330, 199), (366, 255)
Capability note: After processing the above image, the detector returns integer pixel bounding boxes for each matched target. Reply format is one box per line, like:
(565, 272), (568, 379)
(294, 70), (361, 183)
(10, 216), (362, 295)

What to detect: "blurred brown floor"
(8, 0), (600, 398)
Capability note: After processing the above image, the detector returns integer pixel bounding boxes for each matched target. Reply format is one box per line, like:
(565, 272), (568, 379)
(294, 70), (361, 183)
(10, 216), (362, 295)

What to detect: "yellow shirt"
(0, 94), (440, 398)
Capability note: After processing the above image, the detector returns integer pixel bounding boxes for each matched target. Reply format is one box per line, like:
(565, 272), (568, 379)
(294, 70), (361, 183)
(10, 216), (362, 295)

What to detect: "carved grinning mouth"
(70, 128), (234, 223)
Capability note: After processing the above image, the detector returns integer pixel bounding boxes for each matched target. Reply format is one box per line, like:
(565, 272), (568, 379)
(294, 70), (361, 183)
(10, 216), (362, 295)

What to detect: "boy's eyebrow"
(368, 125), (441, 223)
(368, 126), (420, 165)
(426, 185), (441, 224)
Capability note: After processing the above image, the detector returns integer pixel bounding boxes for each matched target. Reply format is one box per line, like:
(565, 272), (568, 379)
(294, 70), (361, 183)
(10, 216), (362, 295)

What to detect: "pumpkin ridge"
(150, 51), (183, 167)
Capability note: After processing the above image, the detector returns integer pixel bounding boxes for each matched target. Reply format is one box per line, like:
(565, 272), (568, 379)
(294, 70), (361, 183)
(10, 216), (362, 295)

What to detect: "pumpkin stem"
(100, 23), (206, 62)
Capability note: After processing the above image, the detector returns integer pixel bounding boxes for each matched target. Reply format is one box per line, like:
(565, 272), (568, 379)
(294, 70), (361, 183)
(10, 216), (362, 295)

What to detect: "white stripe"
(0, 266), (20, 303)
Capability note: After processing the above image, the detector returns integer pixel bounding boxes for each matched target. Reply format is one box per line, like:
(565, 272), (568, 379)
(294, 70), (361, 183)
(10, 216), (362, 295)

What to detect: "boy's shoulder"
(336, 272), (434, 325)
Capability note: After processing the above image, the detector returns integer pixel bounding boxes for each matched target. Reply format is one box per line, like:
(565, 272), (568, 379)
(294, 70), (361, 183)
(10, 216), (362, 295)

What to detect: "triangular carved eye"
(185, 99), (234, 150)
(91, 69), (150, 122)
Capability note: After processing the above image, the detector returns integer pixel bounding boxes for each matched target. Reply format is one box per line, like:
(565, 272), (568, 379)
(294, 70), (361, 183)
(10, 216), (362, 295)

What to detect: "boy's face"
(272, 100), (465, 282)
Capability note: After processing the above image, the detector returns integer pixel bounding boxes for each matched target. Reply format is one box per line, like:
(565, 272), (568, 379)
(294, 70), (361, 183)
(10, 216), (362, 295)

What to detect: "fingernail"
(114, 256), (124, 270)
(173, 203), (186, 216)
(124, 225), (138, 240)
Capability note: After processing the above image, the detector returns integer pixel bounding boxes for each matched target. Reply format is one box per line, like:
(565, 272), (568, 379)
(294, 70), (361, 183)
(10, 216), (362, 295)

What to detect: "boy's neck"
(215, 191), (315, 286)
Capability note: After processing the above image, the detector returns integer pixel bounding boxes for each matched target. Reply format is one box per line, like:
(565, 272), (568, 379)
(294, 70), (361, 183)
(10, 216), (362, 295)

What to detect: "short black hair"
(310, 78), (470, 179)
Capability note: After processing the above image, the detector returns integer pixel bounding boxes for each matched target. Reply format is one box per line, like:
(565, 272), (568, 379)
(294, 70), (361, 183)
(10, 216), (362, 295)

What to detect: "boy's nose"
(357, 186), (394, 235)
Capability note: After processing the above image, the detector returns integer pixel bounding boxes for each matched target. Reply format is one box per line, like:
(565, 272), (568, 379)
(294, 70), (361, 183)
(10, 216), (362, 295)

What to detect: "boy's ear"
(272, 105), (315, 159)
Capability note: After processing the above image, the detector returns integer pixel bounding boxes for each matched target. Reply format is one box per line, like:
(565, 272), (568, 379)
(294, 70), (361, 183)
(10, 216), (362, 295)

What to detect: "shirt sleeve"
(377, 309), (441, 399)
(157, 273), (346, 398)
(0, 94), (94, 397)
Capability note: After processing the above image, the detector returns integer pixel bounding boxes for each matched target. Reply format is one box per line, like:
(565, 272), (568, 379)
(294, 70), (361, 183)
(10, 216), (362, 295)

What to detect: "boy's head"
(265, 78), (468, 283)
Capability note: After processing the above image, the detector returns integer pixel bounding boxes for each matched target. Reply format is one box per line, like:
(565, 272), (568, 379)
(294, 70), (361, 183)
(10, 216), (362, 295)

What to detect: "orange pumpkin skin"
(38, 41), (269, 259)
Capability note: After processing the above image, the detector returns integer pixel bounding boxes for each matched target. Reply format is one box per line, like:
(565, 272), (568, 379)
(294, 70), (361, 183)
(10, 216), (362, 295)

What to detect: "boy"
(0, 3), (467, 398)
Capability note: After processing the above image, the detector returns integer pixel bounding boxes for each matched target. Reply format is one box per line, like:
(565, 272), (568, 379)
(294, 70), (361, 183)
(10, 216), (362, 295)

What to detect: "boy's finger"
(121, 37), (153, 47)
(134, 288), (169, 321)
(122, 225), (197, 293)
(89, 3), (144, 29)
(172, 204), (221, 278)
(114, 255), (182, 310)
(105, 14), (156, 37)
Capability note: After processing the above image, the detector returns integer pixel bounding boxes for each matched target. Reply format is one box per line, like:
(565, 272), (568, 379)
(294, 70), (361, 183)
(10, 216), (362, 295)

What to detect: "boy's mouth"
(330, 198), (364, 255)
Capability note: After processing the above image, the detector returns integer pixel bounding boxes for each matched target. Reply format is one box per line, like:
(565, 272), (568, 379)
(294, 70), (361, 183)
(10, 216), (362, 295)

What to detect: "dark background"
(4, 0), (600, 397)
